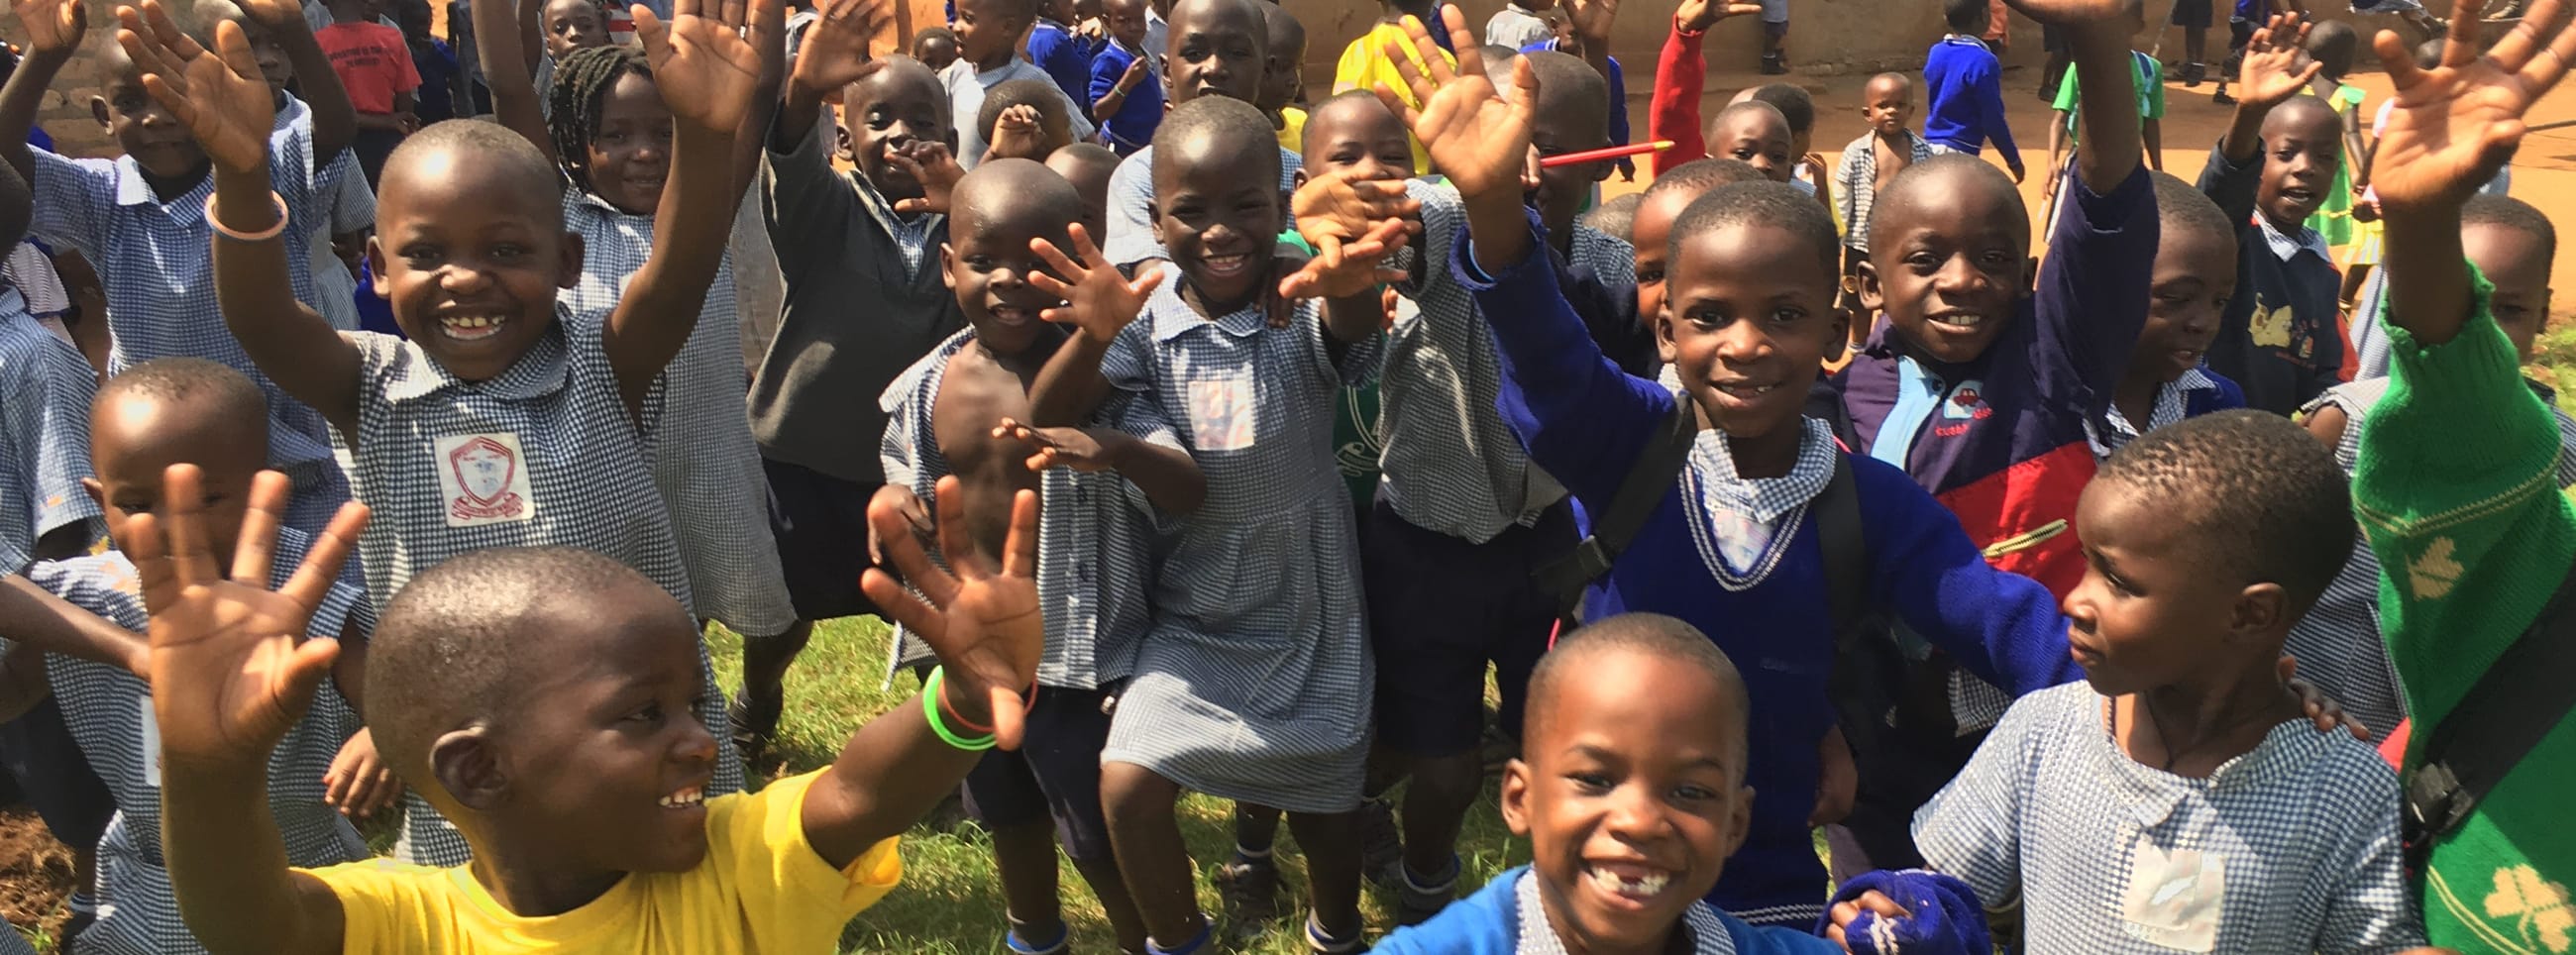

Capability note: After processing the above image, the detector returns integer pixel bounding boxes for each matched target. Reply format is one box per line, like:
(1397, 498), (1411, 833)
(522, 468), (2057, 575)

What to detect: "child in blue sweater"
(1378, 28), (2080, 928)
(1921, 0), (2024, 182)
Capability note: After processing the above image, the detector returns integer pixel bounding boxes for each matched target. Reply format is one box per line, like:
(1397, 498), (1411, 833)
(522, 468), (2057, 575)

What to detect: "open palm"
(636, 0), (780, 135)
(1029, 223), (1164, 343)
(134, 468), (368, 769)
(116, 2), (273, 173)
(2237, 13), (2321, 107)
(1375, 8), (1534, 203)
(791, 0), (891, 93)
(859, 477), (1043, 749)
(15, 0), (85, 57)
(1563, 0), (1616, 41)
(2370, 0), (2576, 215)
(235, 0), (308, 36)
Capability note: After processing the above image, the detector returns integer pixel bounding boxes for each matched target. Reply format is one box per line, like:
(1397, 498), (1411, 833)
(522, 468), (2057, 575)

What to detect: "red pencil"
(1539, 140), (1675, 167)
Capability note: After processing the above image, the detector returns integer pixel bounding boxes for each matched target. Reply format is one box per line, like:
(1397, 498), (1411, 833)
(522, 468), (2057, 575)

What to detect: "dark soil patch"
(0, 806), (72, 945)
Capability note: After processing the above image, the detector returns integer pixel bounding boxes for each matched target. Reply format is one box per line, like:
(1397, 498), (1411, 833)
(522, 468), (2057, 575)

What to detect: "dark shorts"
(1364, 498), (1576, 758)
(957, 687), (1116, 865)
(2170, 0), (2212, 29)
(2229, 17), (2256, 50)
(762, 456), (883, 622)
(0, 694), (114, 848)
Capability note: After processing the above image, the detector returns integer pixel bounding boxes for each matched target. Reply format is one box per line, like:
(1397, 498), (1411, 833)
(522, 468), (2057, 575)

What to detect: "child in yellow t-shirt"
(1331, 0), (1451, 171)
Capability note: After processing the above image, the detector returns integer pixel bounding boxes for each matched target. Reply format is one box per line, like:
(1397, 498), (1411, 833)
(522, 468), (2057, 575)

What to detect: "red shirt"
(315, 22), (421, 116)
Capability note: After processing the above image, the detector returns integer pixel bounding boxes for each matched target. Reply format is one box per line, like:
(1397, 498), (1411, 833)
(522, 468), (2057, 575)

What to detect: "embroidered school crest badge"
(1942, 380), (1989, 420)
(436, 433), (535, 527)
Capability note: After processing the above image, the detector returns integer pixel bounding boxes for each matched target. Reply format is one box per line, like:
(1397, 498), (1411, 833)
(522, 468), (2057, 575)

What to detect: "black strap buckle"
(2402, 761), (2475, 874)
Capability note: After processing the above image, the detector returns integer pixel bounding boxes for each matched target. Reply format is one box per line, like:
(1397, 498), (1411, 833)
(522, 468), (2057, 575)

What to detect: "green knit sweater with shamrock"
(2355, 268), (2576, 954)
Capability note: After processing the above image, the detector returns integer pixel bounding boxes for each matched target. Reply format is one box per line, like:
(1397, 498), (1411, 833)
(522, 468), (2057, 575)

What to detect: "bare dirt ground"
(1, 806), (74, 947)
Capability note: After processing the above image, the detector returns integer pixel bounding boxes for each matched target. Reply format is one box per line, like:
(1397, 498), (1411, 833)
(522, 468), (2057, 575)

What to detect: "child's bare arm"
(122, 2), (367, 435)
(138, 468), (368, 955)
(243, 0), (357, 160)
(0, 576), (149, 680)
(2219, 14), (2319, 166)
(1562, 0), (1615, 88)
(1376, 9), (1538, 277)
(474, 0), (553, 163)
(2015, 0), (2143, 192)
(2373, 1), (2576, 347)
(602, 0), (781, 418)
(776, 0), (891, 152)
(1, 0), (83, 183)
(803, 478), (1041, 867)
(1023, 223), (1163, 426)
(516, 0), (544, 75)
(996, 415), (1206, 514)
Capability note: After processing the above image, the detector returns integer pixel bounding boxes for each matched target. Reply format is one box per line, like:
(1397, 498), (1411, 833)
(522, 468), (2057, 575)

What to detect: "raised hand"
(133, 467), (369, 772)
(322, 727), (401, 818)
(791, 0), (892, 94)
(986, 103), (1045, 161)
(1118, 55), (1149, 92)
(995, 416), (1127, 473)
(1290, 168), (1422, 269)
(2237, 12), (2323, 108)
(1998, 0), (2135, 23)
(2368, 0), (2576, 216)
(1279, 216), (1410, 300)
(1674, 0), (1762, 31)
(16, 0), (86, 57)
(1374, 8), (1537, 204)
(235, 0), (309, 37)
(1563, 0), (1617, 42)
(1028, 222), (1165, 344)
(635, 0), (781, 136)
(115, 1), (273, 173)
(859, 476), (1042, 749)
(888, 141), (965, 213)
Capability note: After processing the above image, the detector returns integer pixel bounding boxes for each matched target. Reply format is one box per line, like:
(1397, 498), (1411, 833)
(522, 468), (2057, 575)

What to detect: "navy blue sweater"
(1459, 214), (2083, 926)
(1923, 36), (2020, 159)
(2200, 142), (2345, 415)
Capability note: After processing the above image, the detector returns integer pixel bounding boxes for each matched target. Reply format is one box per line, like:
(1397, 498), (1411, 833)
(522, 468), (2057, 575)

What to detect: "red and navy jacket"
(1826, 165), (2158, 598)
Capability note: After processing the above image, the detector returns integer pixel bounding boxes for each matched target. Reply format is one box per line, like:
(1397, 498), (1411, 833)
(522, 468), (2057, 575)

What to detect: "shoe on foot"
(728, 689), (782, 769)
(2211, 90), (2236, 106)
(1357, 798), (1405, 891)
(1307, 914), (1368, 954)
(1215, 856), (1285, 941)
(1760, 52), (1787, 75)
(60, 894), (98, 949)
(1394, 860), (1459, 927)
(2181, 61), (2204, 87)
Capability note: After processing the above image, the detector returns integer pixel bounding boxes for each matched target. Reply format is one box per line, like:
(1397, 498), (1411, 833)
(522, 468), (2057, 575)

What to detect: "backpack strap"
(1534, 400), (1699, 623)
(2403, 558), (2576, 873)
(1815, 452), (1865, 648)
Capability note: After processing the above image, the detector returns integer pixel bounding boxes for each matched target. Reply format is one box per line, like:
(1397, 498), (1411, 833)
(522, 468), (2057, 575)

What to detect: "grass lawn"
(711, 617), (1537, 954)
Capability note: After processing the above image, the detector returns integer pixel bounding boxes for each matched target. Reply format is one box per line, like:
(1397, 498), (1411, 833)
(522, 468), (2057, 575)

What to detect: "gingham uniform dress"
(27, 104), (352, 537)
(561, 191), (797, 637)
(1373, 181), (1566, 542)
(0, 291), (101, 571)
(1095, 277), (1380, 813)
(1912, 684), (2428, 953)
(27, 535), (373, 955)
(341, 312), (741, 867)
(877, 330), (1172, 689)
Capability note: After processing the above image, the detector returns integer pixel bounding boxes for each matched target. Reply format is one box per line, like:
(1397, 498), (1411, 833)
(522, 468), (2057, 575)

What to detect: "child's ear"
(365, 236), (392, 299)
(89, 97), (111, 133)
(939, 242), (957, 290)
(79, 477), (102, 510)
(1654, 307), (1678, 365)
(1292, 167), (1308, 188)
(2230, 582), (2288, 636)
(1497, 758), (1535, 838)
(557, 233), (586, 290)
(1854, 260), (1885, 315)
(430, 724), (507, 810)
(1823, 307), (1851, 364)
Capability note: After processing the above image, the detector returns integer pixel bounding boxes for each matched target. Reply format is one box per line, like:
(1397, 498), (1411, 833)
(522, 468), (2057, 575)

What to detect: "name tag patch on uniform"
(1188, 375), (1258, 453)
(2121, 841), (2223, 952)
(436, 432), (536, 528)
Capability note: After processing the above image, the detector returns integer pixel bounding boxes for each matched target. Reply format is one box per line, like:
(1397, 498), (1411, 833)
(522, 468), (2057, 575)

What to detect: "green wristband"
(922, 667), (999, 752)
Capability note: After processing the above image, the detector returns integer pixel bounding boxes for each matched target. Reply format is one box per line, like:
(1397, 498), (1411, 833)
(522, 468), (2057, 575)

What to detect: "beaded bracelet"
(921, 667), (998, 752)
(202, 191), (290, 243)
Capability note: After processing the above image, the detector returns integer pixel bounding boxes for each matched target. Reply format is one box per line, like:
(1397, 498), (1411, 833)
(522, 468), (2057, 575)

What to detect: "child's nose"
(672, 711), (719, 765)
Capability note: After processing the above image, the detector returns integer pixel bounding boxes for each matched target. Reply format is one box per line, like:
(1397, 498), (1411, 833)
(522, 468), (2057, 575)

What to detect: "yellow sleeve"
(721, 769), (905, 951)
(1333, 34), (1373, 94)
(306, 858), (461, 953)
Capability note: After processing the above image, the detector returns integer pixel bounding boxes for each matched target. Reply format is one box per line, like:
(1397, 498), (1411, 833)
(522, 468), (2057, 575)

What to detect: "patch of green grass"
(707, 617), (1534, 954)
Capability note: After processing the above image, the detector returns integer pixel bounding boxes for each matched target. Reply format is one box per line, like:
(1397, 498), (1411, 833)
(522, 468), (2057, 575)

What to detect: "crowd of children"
(0, 0), (2570, 950)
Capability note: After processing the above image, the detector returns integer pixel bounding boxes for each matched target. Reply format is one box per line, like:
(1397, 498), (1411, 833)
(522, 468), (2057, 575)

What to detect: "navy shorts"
(957, 687), (1117, 865)
(2170, 0), (2212, 29)
(1364, 498), (1577, 758)
(0, 694), (113, 848)
(762, 456), (883, 622)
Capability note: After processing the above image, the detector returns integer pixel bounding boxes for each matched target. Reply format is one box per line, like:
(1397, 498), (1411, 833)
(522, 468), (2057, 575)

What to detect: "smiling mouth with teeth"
(1929, 313), (1987, 329)
(659, 787), (704, 809)
(1587, 865), (1672, 900)
(439, 315), (509, 341)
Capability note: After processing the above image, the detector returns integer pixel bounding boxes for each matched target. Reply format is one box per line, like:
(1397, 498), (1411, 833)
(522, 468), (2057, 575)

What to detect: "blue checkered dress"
(560, 190), (796, 637)
(26, 531), (373, 955)
(0, 289), (100, 572)
(1094, 272), (1380, 813)
(1913, 683), (2427, 953)
(27, 105), (351, 537)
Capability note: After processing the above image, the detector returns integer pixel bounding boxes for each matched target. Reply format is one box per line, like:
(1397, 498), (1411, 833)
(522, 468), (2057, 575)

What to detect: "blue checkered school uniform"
(339, 311), (741, 866)
(1099, 144), (1303, 267)
(877, 329), (1172, 690)
(560, 191), (796, 638)
(25, 532), (372, 955)
(1912, 683), (2426, 953)
(1093, 271), (1380, 813)
(27, 101), (351, 537)
(0, 288), (100, 572)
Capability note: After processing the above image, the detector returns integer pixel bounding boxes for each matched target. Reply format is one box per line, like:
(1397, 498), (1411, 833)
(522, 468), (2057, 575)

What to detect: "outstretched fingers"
(866, 480), (958, 608)
(2519, 0), (2576, 92)
(276, 500), (370, 618)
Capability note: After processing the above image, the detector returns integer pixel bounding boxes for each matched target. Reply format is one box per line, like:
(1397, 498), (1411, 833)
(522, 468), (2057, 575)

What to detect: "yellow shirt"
(1332, 22), (1450, 173)
(1276, 105), (1308, 155)
(309, 771), (902, 953)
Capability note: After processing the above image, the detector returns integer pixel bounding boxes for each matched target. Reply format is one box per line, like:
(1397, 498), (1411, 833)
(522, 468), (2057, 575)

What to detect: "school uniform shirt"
(0, 288), (100, 573)
(1088, 39), (1164, 155)
(561, 190), (796, 638)
(877, 328), (1172, 690)
(2084, 366), (2245, 461)
(1376, 180), (1567, 544)
(2049, 49), (2166, 141)
(1461, 211), (2081, 927)
(1373, 868), (1840, 955)
(1921, 35), (2020, 158)
(26, 108), (353, 539)
(342, 311), (742, 865)
(1099, 143), (1303, 267)
(1, 242), (70, 339)
(2200, 143), (2345, 416)
(1831, 129), (1933, 255)
(308, 151), (375, 332)
(316, 20), (423, 117)
(752, 118), (962, 487)
(1025, 17), (1093, 110)
(1913, 684), (2426, 953)
(940, 57), (1096, 170)
(1483, 4), (1553, 52)
(28, 533), (373, 955)
(1093, 270), (1381, 814)
(310, 770), (903, 954)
